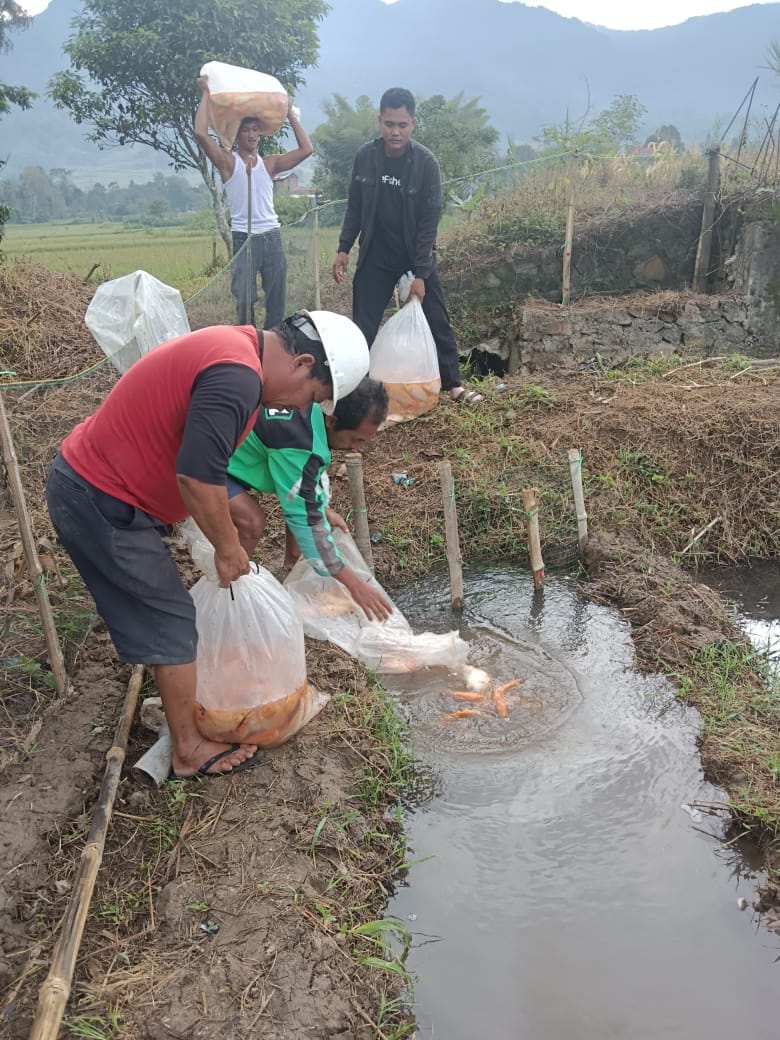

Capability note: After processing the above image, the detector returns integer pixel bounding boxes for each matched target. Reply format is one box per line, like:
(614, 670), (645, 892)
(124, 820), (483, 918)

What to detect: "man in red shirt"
(46, 312), (368, 780)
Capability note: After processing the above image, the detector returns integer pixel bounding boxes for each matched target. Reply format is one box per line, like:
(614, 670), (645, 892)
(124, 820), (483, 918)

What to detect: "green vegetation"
(49, 0), (328, 249)
(674, 640), (780, 854)
(3, 222), (226, 297)
(312, 90), (500, 200)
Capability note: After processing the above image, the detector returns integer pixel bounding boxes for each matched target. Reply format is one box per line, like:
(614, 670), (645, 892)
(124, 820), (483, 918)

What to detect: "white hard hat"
(288, 310), (369, 414)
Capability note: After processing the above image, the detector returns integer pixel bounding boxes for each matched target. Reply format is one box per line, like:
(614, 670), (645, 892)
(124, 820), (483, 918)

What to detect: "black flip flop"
(168, 744), (263, 782)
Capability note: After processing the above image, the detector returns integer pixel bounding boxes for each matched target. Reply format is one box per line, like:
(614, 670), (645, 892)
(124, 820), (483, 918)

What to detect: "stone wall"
(441, 193), (712, 307)
(467, 291), (773, 376)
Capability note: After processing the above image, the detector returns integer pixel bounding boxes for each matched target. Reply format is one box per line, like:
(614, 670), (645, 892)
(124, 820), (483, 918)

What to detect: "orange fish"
(451, 690), (486, 702)
(444, 709), (488, 720)
(491, 679), (519, 717)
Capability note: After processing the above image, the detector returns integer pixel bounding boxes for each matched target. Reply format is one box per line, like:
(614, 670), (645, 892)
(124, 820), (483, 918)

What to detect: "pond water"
(385, 567), (780, 1040)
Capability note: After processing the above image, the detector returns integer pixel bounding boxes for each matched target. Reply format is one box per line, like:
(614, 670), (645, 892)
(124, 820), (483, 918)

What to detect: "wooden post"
(28, 665), (144, 1040)
(344, 452), (374, 570)
(312, 204), (321, 310)
(693, 144), (721, 293)
(0, 390), (67, 695)
(567, 448), (588, 556)
(522, 487), (545, 589)
(244, 159), (253, 324)
(561, 153), (576, 305)
(438, 461), (464, 610)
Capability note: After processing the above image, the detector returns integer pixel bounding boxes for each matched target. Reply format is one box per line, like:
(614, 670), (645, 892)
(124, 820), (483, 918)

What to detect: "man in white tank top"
(195, 83), (313, 327)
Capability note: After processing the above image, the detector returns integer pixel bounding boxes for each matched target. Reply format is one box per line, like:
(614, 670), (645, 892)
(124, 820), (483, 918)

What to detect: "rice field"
(2, 222), (227, 297)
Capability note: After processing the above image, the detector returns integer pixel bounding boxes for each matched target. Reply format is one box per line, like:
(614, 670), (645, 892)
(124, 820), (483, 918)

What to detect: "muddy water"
(698, 559), (780, 673)
(385, 569), (780, 1040)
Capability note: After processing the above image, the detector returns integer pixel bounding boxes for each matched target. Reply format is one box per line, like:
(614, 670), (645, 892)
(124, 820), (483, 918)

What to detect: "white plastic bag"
(200, 60), (288, 149)
(368, 273), (441, 426)
(284, 529), (467, 673)
(85, 270), (190, 374)
(182, 519), (328, 748)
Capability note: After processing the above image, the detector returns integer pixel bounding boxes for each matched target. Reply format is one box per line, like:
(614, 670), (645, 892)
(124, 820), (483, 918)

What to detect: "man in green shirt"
(227, 376), (392, 621)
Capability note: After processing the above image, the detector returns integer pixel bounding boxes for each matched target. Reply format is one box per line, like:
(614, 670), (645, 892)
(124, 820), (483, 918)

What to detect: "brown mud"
(1, 262), (778, 1036)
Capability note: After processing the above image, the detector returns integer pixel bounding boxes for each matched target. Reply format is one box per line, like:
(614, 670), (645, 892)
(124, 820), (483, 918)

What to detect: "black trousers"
(231, 229), (287, 329)
(352, 257), (462, 390)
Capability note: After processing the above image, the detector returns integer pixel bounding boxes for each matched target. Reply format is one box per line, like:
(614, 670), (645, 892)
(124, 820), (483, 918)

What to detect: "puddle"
(385, 568), (780, 1040)
(697, 559), (780, 672)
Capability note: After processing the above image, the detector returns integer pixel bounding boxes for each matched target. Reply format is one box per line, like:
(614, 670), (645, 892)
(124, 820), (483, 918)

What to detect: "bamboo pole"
(344, 452), (374, 570)
(438, 461), (464, 610)
(522, 488), (545, 589)
(693, 144), (721, 293)
(28, 664), (144, 1040)
(561, 153), (576, 305)
(244, 159), (253, 324)
(0, 390), (67, 695)
(312, 204), (321, 310)
(567, 448), (588, 557)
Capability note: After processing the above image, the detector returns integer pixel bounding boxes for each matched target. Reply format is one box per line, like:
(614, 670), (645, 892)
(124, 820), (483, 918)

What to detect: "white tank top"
(224, 155), (280, 234)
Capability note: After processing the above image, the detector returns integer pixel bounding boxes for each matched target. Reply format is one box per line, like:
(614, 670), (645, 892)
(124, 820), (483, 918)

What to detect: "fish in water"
(451, 690), (486, 702)
(444, 709), (488, 720)
(491, 679), (520, 717)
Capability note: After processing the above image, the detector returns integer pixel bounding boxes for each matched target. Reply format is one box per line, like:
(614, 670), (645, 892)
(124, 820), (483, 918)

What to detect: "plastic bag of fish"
(368, 277), (441, 427)
(284, 528), (467, 673)
(182, 519), (328, 747)
(200, 60), (288, 149)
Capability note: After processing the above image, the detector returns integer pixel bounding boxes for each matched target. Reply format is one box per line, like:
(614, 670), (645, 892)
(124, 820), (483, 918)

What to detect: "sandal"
(450, 387), (484, 404)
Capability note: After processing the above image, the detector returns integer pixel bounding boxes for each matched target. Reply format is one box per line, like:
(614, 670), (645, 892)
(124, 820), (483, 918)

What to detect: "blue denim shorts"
(45, 453), (197, 665)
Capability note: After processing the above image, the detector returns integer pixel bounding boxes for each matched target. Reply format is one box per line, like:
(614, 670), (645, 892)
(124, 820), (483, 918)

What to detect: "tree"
(536, 94), (647, 156)
(645, 125), (684, 153)
(311, 90), (499, 201)
(414, 93), (499, 183)
(590, 94), (647, 153)
(312, 94), (377, 201)
(1, 1), (37, 242)
(0, 1), (36, 117)
(48, 0), (329, 252)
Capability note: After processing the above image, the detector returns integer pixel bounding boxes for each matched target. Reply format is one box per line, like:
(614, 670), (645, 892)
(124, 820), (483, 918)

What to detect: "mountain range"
(1, 0), (778, 185)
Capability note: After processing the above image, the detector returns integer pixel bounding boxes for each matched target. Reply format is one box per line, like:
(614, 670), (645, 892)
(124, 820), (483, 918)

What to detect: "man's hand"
(407, 276), (426, 303)
(333, 251), (349, 284)
(338, 567), (393, 622)
(196, 76), (208, 93)
(213, 545), (250, 588)
(325, 508), (349, 533)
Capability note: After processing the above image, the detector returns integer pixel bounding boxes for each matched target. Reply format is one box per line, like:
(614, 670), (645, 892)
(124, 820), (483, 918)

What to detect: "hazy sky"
(20, 0), (780, 31)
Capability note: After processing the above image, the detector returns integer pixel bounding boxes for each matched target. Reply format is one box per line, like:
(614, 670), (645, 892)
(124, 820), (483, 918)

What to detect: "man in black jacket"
(332, 87), (482, 404)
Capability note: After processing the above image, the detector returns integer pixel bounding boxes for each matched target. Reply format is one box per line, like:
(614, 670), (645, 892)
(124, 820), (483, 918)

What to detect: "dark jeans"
(231, 228), (287, 329)
(352, 255), (462, 390)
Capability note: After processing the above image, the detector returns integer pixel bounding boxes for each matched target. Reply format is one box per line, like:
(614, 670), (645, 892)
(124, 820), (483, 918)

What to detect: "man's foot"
(170, 739), (259, 780)
(450, 386), (484, 404)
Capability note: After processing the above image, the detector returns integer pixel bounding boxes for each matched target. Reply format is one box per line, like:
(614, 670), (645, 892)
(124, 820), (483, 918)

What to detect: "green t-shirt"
(227, 403), (343, 576)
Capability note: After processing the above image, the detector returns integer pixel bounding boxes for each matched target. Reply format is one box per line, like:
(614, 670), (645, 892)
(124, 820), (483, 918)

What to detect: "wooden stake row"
(343, 446), (590, 609)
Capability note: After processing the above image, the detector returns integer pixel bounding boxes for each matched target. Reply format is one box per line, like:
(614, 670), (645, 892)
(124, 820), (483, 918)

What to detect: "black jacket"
(337, 137), (443, 279)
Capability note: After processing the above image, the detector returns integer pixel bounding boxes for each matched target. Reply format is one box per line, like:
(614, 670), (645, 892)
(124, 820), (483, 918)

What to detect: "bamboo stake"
(561, 153), (576, 305)
(344, 452), (374, 570)
(312, 204), (321, 310)
(522, 488), (545, 589)
(0, 390), (67, 695)
(680, 516), (722, 556)
(28, 665), (144, 1040)
(438, 461), (464, 610)
(693, 144), (721, 293)
(244, 159), (253, 324)
(567, 448), (588, 556)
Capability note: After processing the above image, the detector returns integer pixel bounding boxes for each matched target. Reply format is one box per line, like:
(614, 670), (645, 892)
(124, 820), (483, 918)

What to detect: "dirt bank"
(1, 263), (778, 1036)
